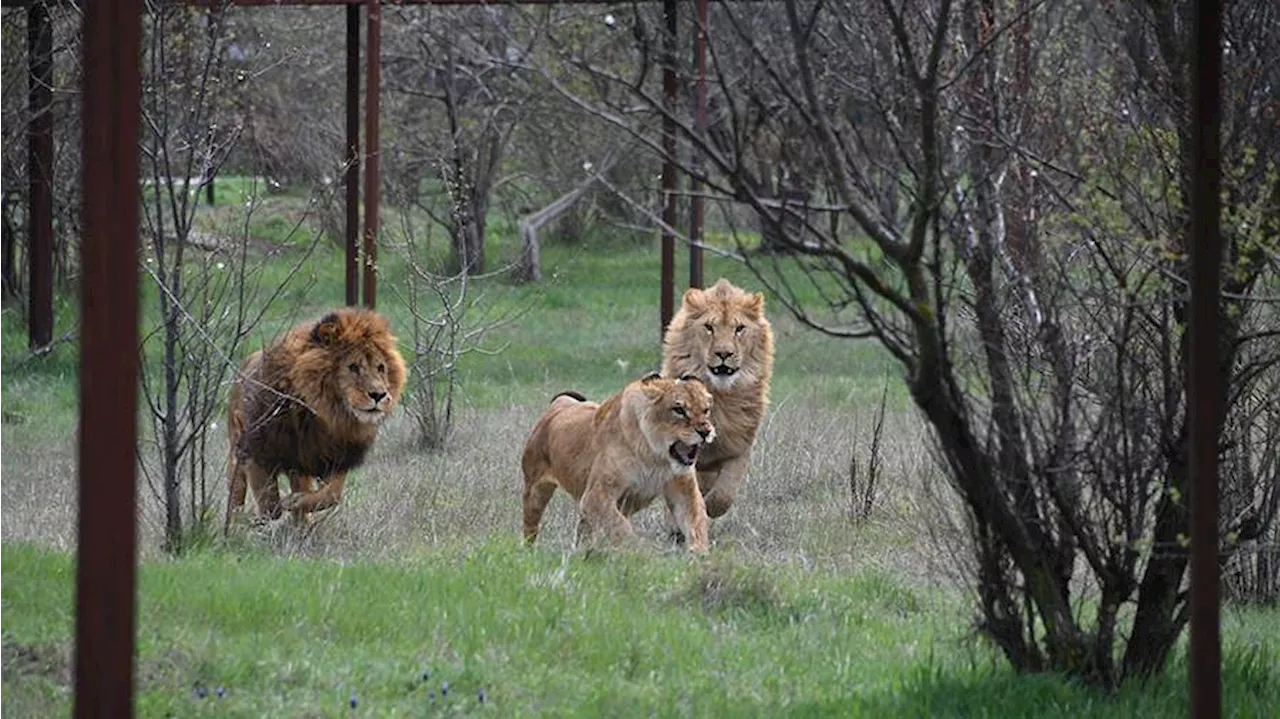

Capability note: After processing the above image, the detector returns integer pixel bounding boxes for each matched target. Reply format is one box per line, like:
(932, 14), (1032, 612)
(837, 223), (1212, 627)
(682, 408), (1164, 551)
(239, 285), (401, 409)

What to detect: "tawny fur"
(661, 278), (774, 520)
(224, 308), (406, 531)
(521, 374), (716, 553)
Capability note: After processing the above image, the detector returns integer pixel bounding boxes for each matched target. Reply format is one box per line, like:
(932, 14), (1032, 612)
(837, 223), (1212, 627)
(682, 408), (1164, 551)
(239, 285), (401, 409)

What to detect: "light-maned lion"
(521, 373), (716, 553)
(661, 278), (774, 521)
(223, 308), (406, 531)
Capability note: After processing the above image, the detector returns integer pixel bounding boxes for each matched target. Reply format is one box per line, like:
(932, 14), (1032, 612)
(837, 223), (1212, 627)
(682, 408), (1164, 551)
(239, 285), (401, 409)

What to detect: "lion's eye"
(735, 324), (746, 335)
(704, 323), (714, 334)
(377, 363), (387, 374)
(673, 406), (688, 418)
(348, 363), (361, 375)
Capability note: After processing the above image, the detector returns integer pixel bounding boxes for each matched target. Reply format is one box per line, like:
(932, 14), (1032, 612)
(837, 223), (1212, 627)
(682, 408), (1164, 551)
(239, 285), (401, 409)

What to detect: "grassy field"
(2, 179), (1278, 715)
(4, 543), (1278, 717)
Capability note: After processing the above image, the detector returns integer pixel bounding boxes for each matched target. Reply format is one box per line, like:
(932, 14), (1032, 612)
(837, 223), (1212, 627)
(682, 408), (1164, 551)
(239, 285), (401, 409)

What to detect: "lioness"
(521, 373), (716, 553)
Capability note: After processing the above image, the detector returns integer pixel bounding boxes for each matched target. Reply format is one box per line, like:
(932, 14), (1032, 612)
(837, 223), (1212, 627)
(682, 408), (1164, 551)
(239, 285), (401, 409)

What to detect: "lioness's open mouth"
(669, 441), (700, 466)
(709, 364), (738, 377)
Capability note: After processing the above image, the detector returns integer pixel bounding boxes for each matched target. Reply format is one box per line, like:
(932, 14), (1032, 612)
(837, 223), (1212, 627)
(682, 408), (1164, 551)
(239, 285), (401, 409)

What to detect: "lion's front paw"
(280, 492), (306, 511)
(704, 490), (734, 519)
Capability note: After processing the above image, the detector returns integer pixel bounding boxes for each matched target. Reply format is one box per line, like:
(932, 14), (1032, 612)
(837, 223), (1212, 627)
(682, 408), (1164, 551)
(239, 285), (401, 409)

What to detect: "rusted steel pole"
(74, 0), (143, 714)
(688, 0), (707, 290)
(361, 0), (380, 309)
(28, 0), (54, 349)
(1188, 0), (1223, 716)
(659, 0), (678, 335)
(345, 3), (361, 306)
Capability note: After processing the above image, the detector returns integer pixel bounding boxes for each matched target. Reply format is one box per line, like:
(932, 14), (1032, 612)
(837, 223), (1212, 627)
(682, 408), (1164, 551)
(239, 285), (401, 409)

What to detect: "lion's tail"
(551, 390), (588, 404)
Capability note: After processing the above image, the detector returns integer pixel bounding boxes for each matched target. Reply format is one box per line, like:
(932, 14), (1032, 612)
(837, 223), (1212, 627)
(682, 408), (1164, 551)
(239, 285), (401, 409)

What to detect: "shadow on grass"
(842, 642), (1279, 718)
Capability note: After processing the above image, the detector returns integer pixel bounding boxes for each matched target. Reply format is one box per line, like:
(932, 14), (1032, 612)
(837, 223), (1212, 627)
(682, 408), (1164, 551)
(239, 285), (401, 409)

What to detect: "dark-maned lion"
(521, 373), (716, 553)
(224, 308), (406, 531)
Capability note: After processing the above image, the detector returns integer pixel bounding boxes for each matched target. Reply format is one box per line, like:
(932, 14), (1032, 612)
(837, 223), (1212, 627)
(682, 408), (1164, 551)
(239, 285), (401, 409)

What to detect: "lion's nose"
(697, 425), (712, 440)
(715, 350), (734, 360)
(368, 390), (387, 403)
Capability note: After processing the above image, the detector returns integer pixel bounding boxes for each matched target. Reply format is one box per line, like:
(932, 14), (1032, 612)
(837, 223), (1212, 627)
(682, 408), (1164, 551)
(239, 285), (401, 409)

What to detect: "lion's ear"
(677, 373), (704, 386)
(639, 375), (669, 401)
(681, 287), (707, 313)
(744, 292), (765, 319)
(310, 313), (342, 346)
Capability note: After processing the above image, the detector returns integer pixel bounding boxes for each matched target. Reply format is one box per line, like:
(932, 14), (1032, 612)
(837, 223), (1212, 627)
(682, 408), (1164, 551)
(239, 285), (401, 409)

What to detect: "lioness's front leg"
(578, 475), (638, 548)
(280, 472), (347, 514)
(664, 471), (709, 554)
(700, 453), (752, 519)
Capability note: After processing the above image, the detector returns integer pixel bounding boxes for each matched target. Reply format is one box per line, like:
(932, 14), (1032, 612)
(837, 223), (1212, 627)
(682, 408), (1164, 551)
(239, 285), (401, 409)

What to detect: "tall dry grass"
(1, 386), (964, 586)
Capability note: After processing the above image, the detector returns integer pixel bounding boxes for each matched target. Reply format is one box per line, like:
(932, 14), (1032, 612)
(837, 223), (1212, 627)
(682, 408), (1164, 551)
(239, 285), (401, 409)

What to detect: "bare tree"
(2, 3), (86, 307)
(135, 3), (330, 552)
(389, 209), (526, 451)
(383, 6), (540, 275)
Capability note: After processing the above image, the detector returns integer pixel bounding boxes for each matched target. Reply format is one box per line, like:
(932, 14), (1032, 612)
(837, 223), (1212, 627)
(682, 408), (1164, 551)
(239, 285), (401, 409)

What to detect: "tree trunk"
(451, 192), (487, 275)
(514, 152), (620, 283)
(1122, 437), (1190, 679)
(1, 193), (16, 298)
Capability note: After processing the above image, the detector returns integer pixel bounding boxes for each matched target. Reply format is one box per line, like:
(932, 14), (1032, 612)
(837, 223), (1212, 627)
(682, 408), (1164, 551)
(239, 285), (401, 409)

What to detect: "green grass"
(4, 543), (1277, 717)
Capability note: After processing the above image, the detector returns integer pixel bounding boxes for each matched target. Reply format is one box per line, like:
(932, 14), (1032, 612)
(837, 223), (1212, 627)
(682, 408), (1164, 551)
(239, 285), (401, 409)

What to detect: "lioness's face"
(641, 376), (716, 468)
(337, 349), (398, 424)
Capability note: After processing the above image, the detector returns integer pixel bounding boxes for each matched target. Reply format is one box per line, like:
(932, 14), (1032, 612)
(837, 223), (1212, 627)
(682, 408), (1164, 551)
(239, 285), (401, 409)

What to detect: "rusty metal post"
(74, 0), (143, 714)
(659, 0), (678, 335)
(688, 0), (707, 290)
(345, 3), (361, 306)
(361, 0), (380, 309)
(28, 0), (54, 349)
(1188, 0), (1223, 716)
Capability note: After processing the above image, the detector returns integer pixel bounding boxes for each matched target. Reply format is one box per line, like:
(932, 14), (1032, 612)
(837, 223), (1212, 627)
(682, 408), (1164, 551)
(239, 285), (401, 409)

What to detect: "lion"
(661, 278), (774, 522)
(223, 307), (406, 531)
(521, 373), (716, 553)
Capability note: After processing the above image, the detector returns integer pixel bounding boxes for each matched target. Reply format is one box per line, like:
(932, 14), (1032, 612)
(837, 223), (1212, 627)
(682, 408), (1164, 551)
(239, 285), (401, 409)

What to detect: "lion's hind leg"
(520, 429), (561, 546)
(523, 478), (559, 546)
(224, 450), (248, 536)
(223, 362), (252, 535)
(243, 459), (283, 521)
